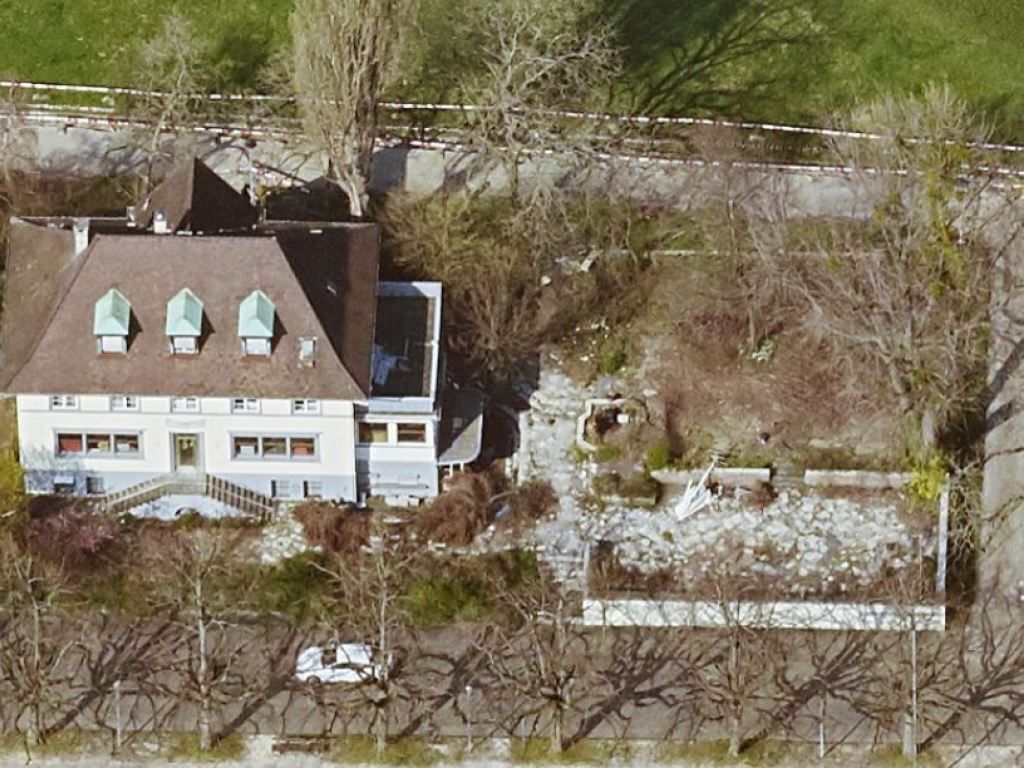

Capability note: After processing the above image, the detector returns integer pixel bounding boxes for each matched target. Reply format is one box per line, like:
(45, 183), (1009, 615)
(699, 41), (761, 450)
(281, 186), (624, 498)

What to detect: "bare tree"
(459, 0), (618, 200)
(142, 527), (251, 752)
(0, 533), (78, 751)
(289, 0), (416, 218)
(130, 10), (212, 192)
(475, 564), (588, 753)
(771, 86), (1022, 448)
(314, 519), (422, 752)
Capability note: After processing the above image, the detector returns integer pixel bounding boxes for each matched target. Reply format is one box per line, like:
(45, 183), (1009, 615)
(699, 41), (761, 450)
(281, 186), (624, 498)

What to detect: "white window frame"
(54, 430), (142, 458)
(292, 399), (320, 415)
(396, 422), (429, 445)
(110, 395), (139, 411)
(230, 434), (319, 461)
(304, 480), (324, 499)
(357, 421), (391, 445)
(86, 476), (106, 495)
(231, 397), (260, 414)
(242, 337), (271, 357)
(171, 336), (198, 355)
(171, 396), (200, 413)
(271, 479), (302, 499)
(50, 395), (78, 411)
(99, 335), (127, 354)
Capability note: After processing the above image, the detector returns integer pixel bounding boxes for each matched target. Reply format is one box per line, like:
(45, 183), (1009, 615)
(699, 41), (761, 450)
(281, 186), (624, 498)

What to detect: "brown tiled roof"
(2, 225), (380, 399)
(0, 221), (79, 388)
(137, 158), (257, 233)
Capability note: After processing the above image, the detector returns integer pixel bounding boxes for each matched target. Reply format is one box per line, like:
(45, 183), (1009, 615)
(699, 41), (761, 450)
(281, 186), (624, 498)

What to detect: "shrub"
(494, 480), (557, 533)
(0, 449), (24, 522)
(293, 502), (371, 554)
(644, 438), (672, 471)
(415, 471), (497, 546)
(405, 571), (488, 626)
(596, 341), (627, 375)
(26, 504), (119, 569)
(252, 552), (330, 622)
(908, 453), (947, 505)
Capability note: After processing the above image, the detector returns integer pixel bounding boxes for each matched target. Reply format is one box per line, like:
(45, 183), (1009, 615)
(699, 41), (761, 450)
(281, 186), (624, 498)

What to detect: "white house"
(0, 160), (483, 516)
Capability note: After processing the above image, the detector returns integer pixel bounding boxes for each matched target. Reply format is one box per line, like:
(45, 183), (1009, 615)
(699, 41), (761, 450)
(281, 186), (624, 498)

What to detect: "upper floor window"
(396, 423), (428, 444)
(111, 395), (139, 411)
(242, 337), (271, 356)
(93, 288), (131, 355)
(50, 395), (78, 410)
(172, 336), (198, 355)
(292, 399), (320, 415)
(357, 422), (389, 444)
(232, 398), (260, 414)
(239, 289), (275, 358)
(171, 396), (200, 413)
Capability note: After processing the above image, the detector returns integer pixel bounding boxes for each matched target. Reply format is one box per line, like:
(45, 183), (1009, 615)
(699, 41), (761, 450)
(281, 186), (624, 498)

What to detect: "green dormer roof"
(93, 288), (131, 336)
(238, 289), (275, 338)
(165, 288), (204, 336)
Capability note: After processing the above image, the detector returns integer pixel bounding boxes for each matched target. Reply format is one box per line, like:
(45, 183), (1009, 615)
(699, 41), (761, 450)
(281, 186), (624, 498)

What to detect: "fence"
(3, 78), (1024, 174)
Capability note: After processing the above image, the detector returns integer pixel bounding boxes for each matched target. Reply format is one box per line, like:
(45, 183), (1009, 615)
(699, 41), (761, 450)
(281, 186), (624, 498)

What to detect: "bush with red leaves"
(26, 504), (119, 569)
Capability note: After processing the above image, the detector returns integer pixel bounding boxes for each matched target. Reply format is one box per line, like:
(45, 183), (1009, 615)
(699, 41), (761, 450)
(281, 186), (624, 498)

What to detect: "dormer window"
(238, 290), (275, 357)
(166, 288), (204, 356)
(93, 288), (131, 354)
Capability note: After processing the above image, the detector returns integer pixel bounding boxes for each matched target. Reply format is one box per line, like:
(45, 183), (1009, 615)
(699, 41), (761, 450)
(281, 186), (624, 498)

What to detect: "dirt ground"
(646, 323), (904, 466)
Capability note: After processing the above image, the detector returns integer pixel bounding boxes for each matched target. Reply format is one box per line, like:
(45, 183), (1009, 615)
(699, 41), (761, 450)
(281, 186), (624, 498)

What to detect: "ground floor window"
(86, 476), (105, 495)
(231, 434), (319, 460)
(271, 479), (302, 499)
(56, 431), (140, 457)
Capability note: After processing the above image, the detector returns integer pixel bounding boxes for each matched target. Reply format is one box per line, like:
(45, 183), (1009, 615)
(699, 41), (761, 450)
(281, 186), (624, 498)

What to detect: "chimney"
(153, 210), (169, 234)
(72, 218), (89, 256)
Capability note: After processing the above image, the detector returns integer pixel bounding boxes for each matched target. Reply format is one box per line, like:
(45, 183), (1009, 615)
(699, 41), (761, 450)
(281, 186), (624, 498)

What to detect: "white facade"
(18, 391), (444, 505)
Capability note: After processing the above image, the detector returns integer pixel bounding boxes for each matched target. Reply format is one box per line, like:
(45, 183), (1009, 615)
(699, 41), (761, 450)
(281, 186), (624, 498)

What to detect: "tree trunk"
(333, 164), (367, 219)
(196, 592), (212, 752)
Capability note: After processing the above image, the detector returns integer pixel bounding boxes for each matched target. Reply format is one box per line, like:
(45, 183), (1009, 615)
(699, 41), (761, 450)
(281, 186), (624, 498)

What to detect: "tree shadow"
(599, 0), (838, 118)
(210, 29), (274, 93)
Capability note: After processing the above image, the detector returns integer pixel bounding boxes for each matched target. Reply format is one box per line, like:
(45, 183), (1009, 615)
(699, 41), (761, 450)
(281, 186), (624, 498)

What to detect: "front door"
(173, 433), (201, 472)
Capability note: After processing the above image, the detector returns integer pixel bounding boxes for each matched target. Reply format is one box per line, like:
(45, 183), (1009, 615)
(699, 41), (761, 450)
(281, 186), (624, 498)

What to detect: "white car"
(295, 643), (391, 685)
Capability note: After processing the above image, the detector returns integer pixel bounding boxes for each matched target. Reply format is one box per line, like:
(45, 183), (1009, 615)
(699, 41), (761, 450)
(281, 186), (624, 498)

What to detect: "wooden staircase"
(98, 472), (275, 520)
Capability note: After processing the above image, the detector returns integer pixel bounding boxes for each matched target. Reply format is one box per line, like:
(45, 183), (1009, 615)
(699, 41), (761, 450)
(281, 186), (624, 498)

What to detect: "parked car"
(295, 643), (392, 685)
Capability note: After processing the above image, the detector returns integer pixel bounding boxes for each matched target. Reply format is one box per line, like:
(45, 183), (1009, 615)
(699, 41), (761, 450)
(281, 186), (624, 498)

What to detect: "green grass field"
(0, 0), (1020, 138)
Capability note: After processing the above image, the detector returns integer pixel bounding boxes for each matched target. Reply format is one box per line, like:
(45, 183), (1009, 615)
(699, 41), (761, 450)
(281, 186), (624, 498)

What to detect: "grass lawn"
(0, 0), (1021, 138)
(609, 0), (1024, 138)
(0, 0), (290, 89)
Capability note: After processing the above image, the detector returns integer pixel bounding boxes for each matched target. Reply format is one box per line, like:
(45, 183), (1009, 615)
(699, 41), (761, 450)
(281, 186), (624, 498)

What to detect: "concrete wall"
(583, 597), (946, 632)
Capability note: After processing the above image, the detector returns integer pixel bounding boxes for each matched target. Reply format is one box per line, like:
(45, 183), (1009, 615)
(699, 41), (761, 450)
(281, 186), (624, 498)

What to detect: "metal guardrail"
(99, 472), (274, 520)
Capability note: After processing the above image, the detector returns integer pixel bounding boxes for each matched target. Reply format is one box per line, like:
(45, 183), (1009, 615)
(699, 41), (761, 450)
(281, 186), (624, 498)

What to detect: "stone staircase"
(97, 472), (275, 520)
